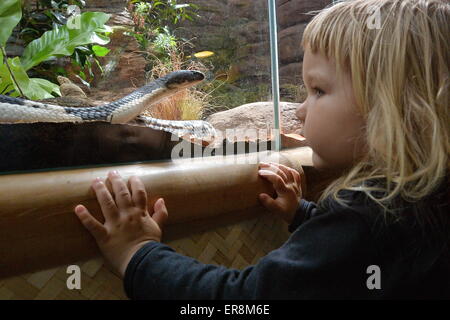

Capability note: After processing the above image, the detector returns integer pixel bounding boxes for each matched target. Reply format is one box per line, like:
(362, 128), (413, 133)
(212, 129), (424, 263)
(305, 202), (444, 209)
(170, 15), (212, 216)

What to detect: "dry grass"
(145, 90), (205, 120)
(142, 48), (211, 121)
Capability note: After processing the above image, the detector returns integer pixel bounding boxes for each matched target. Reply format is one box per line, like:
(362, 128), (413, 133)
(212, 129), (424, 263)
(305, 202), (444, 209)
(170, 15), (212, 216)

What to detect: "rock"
(278, 23), (306, 65)
(5, 31), (24, 57)
(229, 0), (267, 20)
(88, 87), (135, 105)
(235, 41), (270, 60)
(276, 0), (331, 85)
(85, 0), (128, 13)
(57, 76), (87, 99)
(206, 101), (303, 141)
(277, 0), (332, 29)
(89, 8), (147, 92)
(235, 55), (271, 79)
(38, 76), (99, 108)
(235, 20), (269, 44)
(276, 0), (291, 6)
(173, 0), (332, 93)
(235, 0), (327, 83)
(279, 62), (303, 84)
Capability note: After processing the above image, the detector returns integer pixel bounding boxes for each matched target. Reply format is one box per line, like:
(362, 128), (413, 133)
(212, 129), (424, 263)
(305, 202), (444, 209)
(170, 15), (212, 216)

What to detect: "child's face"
(296, 48), (366, 171)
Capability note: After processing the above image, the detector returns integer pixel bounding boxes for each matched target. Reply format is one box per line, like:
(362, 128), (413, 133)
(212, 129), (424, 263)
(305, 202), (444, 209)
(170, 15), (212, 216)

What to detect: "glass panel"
(0, 0), (274, 174)
(277, 0), (332, 150)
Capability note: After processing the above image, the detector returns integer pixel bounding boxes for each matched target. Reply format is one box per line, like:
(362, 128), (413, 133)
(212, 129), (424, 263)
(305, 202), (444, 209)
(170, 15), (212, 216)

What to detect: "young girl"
(74, 0), (449, 299)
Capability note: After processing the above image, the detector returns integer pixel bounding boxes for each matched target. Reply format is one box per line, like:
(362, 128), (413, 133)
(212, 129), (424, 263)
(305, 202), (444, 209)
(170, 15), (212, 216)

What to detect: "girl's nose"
(295, 102), (307, 122)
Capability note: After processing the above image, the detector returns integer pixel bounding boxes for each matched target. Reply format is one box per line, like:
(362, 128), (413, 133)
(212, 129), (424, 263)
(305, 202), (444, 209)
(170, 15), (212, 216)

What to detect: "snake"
(0, 70), (216, 140)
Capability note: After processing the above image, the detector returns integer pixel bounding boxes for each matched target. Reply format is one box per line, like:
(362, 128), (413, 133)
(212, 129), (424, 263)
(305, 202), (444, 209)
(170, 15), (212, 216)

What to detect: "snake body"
(0, 70), (216, 139)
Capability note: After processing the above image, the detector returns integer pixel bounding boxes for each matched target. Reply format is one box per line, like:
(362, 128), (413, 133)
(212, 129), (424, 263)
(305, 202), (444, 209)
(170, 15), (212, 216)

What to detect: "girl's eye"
(313, 87), (324, 98)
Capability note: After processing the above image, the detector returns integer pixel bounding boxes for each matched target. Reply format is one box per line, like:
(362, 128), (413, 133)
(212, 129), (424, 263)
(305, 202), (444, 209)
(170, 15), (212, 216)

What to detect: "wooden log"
(0, 146), (312, 278)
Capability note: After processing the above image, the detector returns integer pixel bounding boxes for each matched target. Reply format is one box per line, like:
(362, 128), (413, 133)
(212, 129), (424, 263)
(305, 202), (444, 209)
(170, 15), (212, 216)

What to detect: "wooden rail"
(0, 147), (312, 278)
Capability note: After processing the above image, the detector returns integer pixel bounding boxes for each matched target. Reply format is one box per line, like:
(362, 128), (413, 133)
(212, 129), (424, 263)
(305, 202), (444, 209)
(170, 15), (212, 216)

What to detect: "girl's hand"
(74, 171), (168, 278)
(258, 162), (302, 224)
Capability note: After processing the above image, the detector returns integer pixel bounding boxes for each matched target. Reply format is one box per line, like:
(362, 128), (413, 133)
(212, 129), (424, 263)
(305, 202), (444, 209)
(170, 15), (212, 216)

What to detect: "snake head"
(164, 70), (205, 90)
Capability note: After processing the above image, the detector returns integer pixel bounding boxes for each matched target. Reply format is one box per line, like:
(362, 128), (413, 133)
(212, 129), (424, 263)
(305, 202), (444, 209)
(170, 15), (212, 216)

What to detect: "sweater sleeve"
(123, 205), (375, 300)
(288, 199), (319, 233)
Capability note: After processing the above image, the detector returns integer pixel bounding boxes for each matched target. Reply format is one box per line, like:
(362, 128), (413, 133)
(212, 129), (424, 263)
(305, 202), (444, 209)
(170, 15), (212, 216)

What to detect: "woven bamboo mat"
(0, 212), (290, 300)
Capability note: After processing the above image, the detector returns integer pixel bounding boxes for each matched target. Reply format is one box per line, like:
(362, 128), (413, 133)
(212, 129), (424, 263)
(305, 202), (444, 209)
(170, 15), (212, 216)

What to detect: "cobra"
(0, 70), (216, 139)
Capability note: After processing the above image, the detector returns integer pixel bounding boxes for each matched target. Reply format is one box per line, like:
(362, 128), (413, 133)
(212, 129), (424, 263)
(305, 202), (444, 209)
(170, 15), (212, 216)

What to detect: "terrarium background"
(0, 0), (331, 299)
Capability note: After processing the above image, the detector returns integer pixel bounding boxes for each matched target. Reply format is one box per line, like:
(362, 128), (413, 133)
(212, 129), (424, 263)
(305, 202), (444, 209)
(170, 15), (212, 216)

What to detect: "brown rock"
(235, 56), (271, 80)
(235, 21), (269, 44)
(276, 0), (291, 6)
(235, 41), (270, 60)
(206, 101), (303, 141)
(85, 0), (128, 12)
(229, 0), (267, 20)
(278, 24), (306, 65)
(277, 0), (332, 29)
(181, 0), (230, 27)
(279, 62), (303, 84)
(94, 13), (147, 91)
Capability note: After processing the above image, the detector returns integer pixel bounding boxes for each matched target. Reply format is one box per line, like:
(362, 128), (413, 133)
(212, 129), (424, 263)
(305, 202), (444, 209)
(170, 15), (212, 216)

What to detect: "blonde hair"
(302, 0), (449, 213)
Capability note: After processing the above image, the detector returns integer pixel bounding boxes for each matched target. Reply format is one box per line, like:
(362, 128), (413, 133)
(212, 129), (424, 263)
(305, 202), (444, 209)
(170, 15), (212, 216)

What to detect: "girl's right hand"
(258, 162), (302, 224)
(74, 171), (168, 278)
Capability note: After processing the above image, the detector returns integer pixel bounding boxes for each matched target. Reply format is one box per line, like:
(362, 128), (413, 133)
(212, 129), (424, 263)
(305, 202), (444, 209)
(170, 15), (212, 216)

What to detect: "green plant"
(128, 0), (198, 53)
(19, 0), (87, 45)
(0, 0), (111, 99)
(129, 0), (198, 30)
(19, 0), (110, 86)
(152, 26), (177, 55)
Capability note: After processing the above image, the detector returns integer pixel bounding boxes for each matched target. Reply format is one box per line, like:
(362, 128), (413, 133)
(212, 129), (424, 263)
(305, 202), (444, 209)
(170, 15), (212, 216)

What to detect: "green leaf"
(94, 57), (104, 74)
(0, 0), (22, 47)
(0, 51), (15, 95)
(174, 4), (190, 9)
(77, 0), (87, 7)
(0, 68), (13, 94)
(8, 57), (43, 99)
(75, 74), (90, 88)
(30, 78), (61, 96)
(73, 50), (81, 66)
(77, 50), (87, 67)
(21, 11), (111, 71)
(0, 83), (14, 95)
(6, 57), (59, 100)
(92, 45), (110, 57)
(19, 27), (41, 36)
(75, 46), (91, 53)
(50, 11), (67, 25)
(153, 2), (165, 8)
(50, 1), (59, 9)
(85, 58), (93, 77)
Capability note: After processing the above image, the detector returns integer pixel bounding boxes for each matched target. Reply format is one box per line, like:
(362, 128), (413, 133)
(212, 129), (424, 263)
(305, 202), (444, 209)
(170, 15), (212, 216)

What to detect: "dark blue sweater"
(123, 180), (449, 299)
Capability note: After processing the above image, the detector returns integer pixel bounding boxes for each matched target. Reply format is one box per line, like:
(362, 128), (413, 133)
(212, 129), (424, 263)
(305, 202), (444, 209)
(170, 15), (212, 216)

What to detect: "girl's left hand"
(74, 171), (168, 278)
(258, 162), (302, 224)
